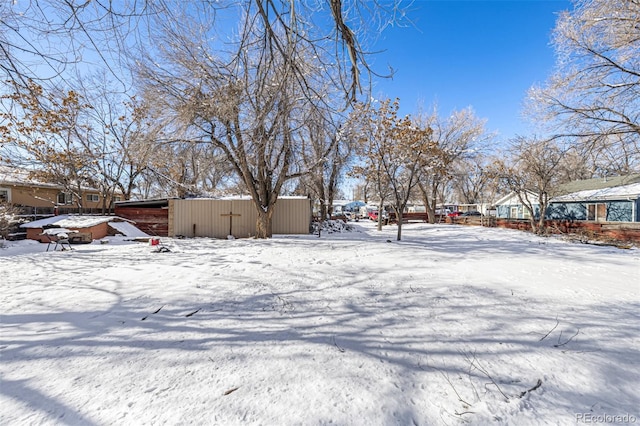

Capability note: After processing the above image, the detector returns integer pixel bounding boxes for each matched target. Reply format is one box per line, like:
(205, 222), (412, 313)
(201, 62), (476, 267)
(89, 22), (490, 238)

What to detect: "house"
(494, 190), (541, 220)
(0, 165), (120, 215)
(494, 175), (640, 223)
(20, 215), (145, 242)
(548, 175), (640, 223)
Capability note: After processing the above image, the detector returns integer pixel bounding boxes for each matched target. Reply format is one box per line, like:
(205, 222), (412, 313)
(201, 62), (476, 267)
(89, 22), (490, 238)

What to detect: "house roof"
(0, 165), (103, 192)
(493, 175), (640, 206)
(0, 165), (61, 189)
(551, 182), (640, 203)
(20, 215), (132, 229)
(494, 190), (539, 206)
(557, 174), (640, 195)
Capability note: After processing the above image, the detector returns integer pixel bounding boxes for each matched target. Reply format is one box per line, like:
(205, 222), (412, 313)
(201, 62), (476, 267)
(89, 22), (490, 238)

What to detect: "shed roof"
(20, 215), (131, 229)
(115, 198), (174, 208)
(109, 221), (150, 237)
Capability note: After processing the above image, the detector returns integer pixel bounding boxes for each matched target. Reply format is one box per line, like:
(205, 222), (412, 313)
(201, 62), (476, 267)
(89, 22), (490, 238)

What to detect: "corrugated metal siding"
(169, 198), (310, 238)
(172, 199), (231, 238)
(229, 200), (258, 238)
(273, 198), (311, 234)
(168, 199), (175, 237)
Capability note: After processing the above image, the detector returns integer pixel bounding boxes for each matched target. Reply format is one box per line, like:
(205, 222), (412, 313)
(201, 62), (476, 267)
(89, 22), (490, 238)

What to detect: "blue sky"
(367, 0), (571, 144)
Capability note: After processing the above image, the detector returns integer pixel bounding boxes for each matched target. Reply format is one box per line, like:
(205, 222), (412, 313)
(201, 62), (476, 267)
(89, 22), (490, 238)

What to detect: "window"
(57, 192), (73, 205)
(587, 203), (607, 222)
(0, 188), (9, 203)
(86, 194), (99, 202)
(510, 206), (519, 219)
(113, 196), (122, 202)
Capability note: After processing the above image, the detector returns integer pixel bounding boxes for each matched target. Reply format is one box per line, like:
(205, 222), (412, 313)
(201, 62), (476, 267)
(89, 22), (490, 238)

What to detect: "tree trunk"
(396, 210), (403, 241)
(255, 208), (274, 238)
(537, 201), (548, 235)
(377, 200), (385, 231)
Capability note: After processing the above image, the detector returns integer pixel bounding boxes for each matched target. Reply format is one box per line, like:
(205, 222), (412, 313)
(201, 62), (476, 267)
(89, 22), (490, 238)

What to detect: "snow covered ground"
(1, 221), (638, 425)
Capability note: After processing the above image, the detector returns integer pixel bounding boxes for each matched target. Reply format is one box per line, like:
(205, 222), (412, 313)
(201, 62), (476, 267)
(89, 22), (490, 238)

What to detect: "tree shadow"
(1, 234), (638, 424)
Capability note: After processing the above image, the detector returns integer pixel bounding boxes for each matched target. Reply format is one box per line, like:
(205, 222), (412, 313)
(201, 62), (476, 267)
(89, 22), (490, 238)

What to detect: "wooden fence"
(387, 212), (448, 223)
(114, 206), (169, 236)
(451, 217), (640, 244)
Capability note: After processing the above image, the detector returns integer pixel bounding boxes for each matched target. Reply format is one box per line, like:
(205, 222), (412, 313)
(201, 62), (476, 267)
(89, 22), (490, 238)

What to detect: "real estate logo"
(576, 413), (637, 424)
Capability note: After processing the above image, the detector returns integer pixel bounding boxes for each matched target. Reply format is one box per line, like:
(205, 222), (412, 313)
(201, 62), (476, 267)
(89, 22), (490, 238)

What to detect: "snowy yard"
(1, 221), (638, 425)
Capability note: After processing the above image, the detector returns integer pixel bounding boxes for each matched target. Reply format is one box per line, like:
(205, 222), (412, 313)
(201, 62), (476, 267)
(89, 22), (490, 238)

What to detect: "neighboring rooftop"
(0, 164), (101, 191)
(557, 174), (640, 195)
(0, 165), (59, 188)
(552, 182), (640, 202)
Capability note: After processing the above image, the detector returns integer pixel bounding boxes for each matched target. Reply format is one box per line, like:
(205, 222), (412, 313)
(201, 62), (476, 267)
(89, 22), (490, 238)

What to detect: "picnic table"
(40, 228), (77, 252)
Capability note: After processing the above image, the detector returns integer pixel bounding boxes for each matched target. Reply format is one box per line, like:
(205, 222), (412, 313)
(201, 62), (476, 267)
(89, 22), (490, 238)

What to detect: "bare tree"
(452, 155), (493, 207)
(416, 107), (488, 223)
(2, 0), (407, 228)
(491, 136), (566, 234)
(1, 82), (97, 212)
(0, 1), (147, 94)
(527, 0), (640, 174)
(349, 99), (431, 240)
(295, 110), (351, 220)
(138, 2), (352, 237)
(75, 77), (167, 205)
(349, 101), (393, 230)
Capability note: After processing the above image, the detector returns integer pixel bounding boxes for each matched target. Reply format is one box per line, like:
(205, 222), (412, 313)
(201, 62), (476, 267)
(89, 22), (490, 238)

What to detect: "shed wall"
(273, 198), (312, 234)
(114, 206), (169, 236)
(169, 198), (310, 238)
(26, 222), (108, 242)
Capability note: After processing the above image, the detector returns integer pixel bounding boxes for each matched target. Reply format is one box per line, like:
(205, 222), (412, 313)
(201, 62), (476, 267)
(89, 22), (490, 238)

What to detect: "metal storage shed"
(168, 197), (311, 239)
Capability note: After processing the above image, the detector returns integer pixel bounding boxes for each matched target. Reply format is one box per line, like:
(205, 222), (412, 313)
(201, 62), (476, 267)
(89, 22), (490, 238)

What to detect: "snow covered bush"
(311, 219), (354, 235)
(0, 202), (22, 240)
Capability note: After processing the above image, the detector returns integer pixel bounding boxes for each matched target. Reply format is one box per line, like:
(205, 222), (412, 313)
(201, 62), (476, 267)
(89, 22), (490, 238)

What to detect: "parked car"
(368, 210), (388, 221)
(447, 211), (462, 217)
(461, 211), (481, 216)
(331, 212), (348, 221)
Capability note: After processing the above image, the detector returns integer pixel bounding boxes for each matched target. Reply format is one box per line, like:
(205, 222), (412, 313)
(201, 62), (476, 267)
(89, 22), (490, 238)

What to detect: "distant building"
(0, 165), (120, 214)
(494, 175), (640, 223)
(548, 175), (640, 223)
(494, 190), (540, 220)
